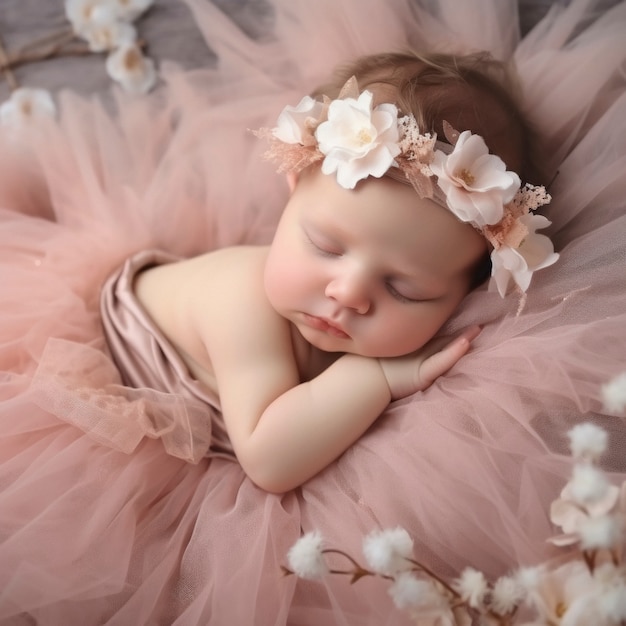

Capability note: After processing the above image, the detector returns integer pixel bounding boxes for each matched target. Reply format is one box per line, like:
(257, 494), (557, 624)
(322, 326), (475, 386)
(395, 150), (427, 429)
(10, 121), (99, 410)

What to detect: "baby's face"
(264, 168), (486, 357)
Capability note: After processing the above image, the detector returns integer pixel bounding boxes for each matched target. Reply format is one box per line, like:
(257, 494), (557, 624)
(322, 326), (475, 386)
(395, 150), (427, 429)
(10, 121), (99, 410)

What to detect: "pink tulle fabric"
(1, 0), (625, 624)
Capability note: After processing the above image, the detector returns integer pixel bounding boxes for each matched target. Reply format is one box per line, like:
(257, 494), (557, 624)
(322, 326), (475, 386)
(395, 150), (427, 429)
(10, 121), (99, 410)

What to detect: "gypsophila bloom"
(489, 575), (525, 616)
(388, 573), (449, 614)
(0, 88), (56, 127)
(489, 213), (559, 296)
(515, 565), (543, 594)
(362, 527), (414, 576)
(568, 423), (608, 462)
(106, 43), (157, 94)
(316, 90), (401, 189)
(273, 96), (324, 146)
(287, 531), (328, 579)
(455, 567), (488, 609)
(569, 463), (612, 506)
(430, 130), (520, 228)
(602, 371), (626, 414)
(578, 514), (621, 551)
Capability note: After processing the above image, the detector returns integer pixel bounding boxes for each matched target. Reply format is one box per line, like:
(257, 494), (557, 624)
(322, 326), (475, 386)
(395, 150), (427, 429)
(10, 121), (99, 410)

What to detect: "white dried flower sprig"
(283, 423), (626, 625)
(602, 371), (626, 414)
(0, 0), (157, 131)
(65, 0), (157, 93)
(284, 528), (524, 623)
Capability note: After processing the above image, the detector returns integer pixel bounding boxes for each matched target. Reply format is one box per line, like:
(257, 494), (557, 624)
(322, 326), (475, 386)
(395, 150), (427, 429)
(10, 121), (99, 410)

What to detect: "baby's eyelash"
(385, 282), (423, 304)
(306, 233), (341, 257)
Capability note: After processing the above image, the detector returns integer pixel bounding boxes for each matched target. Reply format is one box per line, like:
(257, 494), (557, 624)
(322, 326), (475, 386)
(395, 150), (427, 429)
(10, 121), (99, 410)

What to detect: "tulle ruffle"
(0, 0), (625, 624)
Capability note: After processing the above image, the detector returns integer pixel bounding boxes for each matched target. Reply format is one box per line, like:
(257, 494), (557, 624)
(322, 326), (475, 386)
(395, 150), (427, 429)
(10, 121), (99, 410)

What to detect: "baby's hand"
(378, 325), (481, 400)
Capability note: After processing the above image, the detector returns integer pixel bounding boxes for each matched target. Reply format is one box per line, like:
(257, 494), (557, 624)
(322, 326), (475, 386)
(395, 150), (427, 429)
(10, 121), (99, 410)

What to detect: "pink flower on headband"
(489, 214), (559, 296)
(431, 131), (521, 228)
(316, 91), (401, 189)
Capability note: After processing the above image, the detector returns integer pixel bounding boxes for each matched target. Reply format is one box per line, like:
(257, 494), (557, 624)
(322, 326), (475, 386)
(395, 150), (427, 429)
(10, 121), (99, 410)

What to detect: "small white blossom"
(388, 573), (449, 615)
(602, 372), (626, 414)
(286, 531), (328, 579)
(489, 575), (525, 615)
(568, 423), (608, 462)
(106, 44), (157, 94)
(80, 4), (137, 52)
(273, 95), (324, 145)
(362, 527), (414, 576)
(519, 561), (594, 625)
(109, 0), (154, 21)
(388, 573), (428, 609)
(597, 569), (626, 622)
(431, 130), (520, 228)
(579, 515), (621, 550)
(515, 565), (544, 593)
(549, 479), (620, 546)
(64, 0), (104, 33)
(455, 567), (488, 608)
(0, 88), (56, 127)
(489, 213), (559, 296)
(569, 463), (612, 506)
(316, 90), (401, 189)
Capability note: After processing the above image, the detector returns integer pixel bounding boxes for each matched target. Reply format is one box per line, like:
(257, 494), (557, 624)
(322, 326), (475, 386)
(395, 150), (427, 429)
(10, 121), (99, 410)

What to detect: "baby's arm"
(232, 330), (478, 493)
(193, 248), (477, 493)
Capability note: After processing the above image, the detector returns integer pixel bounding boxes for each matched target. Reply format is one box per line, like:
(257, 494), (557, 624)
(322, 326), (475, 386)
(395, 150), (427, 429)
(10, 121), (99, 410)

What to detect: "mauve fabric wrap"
(100, 249), (234, 459)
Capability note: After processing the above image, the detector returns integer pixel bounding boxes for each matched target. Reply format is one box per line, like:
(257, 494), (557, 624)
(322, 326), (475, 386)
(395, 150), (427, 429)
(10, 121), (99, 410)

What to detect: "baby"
(108, 51), (557, 493)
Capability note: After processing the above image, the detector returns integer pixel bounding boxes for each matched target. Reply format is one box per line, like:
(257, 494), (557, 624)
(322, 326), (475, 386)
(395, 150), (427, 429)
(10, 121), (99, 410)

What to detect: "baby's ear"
(286, 172), (298, 193)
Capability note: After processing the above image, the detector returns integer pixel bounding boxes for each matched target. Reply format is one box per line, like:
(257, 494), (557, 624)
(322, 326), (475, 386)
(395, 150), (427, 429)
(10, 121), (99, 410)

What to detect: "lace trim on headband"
(255, 77), (559, 297)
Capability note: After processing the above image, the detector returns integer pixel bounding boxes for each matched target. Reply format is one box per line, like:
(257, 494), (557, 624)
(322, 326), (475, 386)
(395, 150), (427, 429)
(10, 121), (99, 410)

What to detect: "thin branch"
(16, 28), (75, 55)
(0, 44), (93, 72)
(0, 33), (18, 91)
(405, 557), (461, 599)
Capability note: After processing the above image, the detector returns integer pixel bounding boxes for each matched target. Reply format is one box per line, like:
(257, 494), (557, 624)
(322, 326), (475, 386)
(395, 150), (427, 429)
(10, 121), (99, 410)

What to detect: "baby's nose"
(324, 271), (371, 314)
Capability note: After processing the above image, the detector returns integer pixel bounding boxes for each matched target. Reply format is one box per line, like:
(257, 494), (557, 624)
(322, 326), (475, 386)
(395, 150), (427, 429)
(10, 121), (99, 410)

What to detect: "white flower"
(489, 575), (525, 615)
(594, 564), (626, 622)
(455, 567), (488, 609)
(388, 573), (450, 618)
(568, 423), (608, 462)
(109, 0), (154, 22)
(273, 96), (324, 145)
(568, 463), (612, 506)
(520, 561), (596, 626)
(64, 0), (104, 33)
(0, 88), (56, 127)
(106, 44), (157, 94)
(79, 4), (137, 52)
(286, 531), (328, 579)
(579, 515), (621, 550)
(602, 372), (626, 414)
(315, 90), (401, 189)
(489, 213), (559, 296)
(549, 479), (620, 546)
(431, 130), (520, 227)
(388, 573), (428, 609)
(362, 527), (414, 576)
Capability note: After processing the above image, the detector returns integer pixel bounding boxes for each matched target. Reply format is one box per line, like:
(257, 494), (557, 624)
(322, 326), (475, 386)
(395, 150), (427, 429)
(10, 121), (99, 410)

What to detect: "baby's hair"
(313, 50), (543, 185)
(313, 50), (544, 290)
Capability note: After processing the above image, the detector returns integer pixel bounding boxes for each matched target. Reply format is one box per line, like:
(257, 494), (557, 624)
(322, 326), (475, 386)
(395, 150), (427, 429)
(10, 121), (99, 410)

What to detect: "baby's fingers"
(419, 325), (481, 388)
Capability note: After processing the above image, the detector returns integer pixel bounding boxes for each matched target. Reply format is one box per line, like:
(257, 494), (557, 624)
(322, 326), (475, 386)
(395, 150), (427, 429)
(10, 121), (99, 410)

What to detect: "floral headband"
(256, 77), (559, 297)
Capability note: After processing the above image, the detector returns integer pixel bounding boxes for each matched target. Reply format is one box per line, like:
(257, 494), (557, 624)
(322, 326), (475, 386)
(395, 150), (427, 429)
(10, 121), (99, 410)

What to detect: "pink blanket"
(0, 0), (625, 623)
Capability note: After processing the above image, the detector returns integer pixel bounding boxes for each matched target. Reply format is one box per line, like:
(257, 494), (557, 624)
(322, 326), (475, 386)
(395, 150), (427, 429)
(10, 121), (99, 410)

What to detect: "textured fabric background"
(0, 0), (584, 102)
